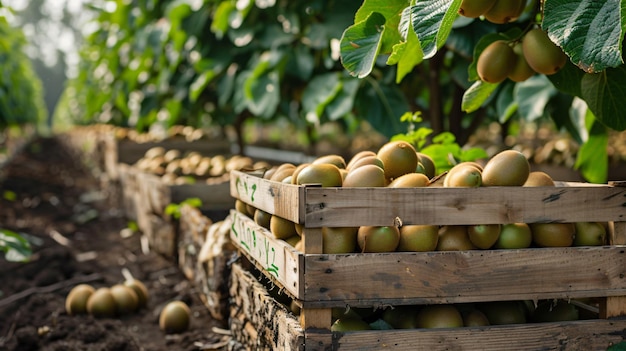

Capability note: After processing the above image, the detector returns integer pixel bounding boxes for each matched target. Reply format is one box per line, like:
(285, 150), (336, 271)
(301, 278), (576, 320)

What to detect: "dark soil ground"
(0, 136), (229, 351)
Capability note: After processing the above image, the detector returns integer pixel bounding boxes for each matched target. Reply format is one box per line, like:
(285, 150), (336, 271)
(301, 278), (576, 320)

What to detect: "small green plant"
(165, 198), (203, 220)
(391, 111), (488, 174)
(0, 228), (32, 262)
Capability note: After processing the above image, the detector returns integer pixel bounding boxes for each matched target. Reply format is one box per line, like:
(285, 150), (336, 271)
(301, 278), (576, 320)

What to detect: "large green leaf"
(580, 66), (626, 131)
(354, 0), (407, 53)
(574, 111), (608, 183)
(326, 78), (360, 121)
(387, 7), (423, 83)
(340, 11), (387, 78)
(302, 72), (342, 124)
(461, 80), (499, 113)
(542, 0), (626, 73)
(409, 0), (462, 59)
(514, 75), (558, 122)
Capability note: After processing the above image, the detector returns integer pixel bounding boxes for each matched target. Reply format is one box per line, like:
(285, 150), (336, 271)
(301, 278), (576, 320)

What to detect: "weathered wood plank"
(301, 247), (626, 306)
(230, 171), (304, 223)
(303, 185), (626, 227)
(229, 210), (303, 298)
(320, 319), (626, 351)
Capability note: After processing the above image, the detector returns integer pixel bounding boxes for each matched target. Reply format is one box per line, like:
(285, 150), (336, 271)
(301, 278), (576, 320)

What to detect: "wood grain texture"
(301, 247), (626, 306)
(323, 319), (626, 351)
(303, 185), (626, 227)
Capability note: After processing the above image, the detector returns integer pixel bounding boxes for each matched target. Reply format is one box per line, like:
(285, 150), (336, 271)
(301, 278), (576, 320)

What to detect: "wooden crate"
(228, 169), (626, 350)
(102, 132), (232, 180)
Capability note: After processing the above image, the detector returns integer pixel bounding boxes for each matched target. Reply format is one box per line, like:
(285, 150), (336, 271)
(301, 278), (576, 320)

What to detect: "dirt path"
(0, 136), (229, 351)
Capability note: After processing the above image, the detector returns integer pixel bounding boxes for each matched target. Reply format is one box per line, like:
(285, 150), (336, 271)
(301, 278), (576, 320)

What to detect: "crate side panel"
(229, 210), (303, 298)
(171, 180), (235, 211)
(301, 247), (626, 306)
(229, 263), (304, 351)
(303, 186), (626, 227)
(230, 170), (303, 223)
(323, 319), (626, 351)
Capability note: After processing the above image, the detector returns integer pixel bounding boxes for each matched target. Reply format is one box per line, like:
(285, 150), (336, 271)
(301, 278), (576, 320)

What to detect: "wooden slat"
(229, 210), (303, 298)
(230, 171), (304, 223)
(303, 185), (626, 227)
(301, 247), (626, 307)
(316, 318), (626, 351)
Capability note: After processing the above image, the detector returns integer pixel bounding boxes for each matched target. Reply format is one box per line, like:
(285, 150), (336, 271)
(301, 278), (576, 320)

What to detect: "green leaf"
(388, 8), (423, 83)
(409, 0), (462, 59)
(542, 0), (625, 73)
(580, 66), (626, 131)
(244, 70), (280, 118)
(354, 0), (407, 54)
(326, 78), (360, 121)
(340, 11), (386, 78)
(495, 81), (517, 123)
(547, 62), (586, 98)
(607, 342), (626, 351)
(302, 72), (342, 124)
(461, 80), (499, 113)
(514, 75), (558, 122)
(575, 112), (608, 183)
(0, 229), (31, 262)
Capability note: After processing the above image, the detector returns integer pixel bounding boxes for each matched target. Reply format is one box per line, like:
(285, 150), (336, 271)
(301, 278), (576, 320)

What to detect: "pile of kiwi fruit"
(134, 146), (270, 185)
(329, 298), (589, 331)
(236, 141), (608, 254)
(65, 279), (191, 333)
(65, 278), (149, 318)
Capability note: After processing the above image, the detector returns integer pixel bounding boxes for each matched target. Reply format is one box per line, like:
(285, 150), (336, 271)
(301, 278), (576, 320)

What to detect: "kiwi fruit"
(479, 301), (527, 325)
(269, 163), (296, 182)
(312, 154), (347, 169)
(331, 317), (371, 331)
(458, 0), (497, 18)
(416, 152), (436, 179)
(290, 163), (311, 184)
(494, 223), (532, 249)
(87, 287), (117, 318)
(322, 227), (358, 254)
(436, 225), (476, 251)
(530, 222), (575, 247)
(477, 40), (516, 83)
(254, 208), (272, 229)
(415, 305), (464, 328)
(124, 279), (149, 309)
(357, 226), (401, 253)
(508, 41), (536, 82)
(296, 163), (343, 187)
(524, 171), (555, 186)
(347, 155), (385, 171)
(388, 172), (430, 188)
(463, 309), (491, 327)
(483, 0), (525, 24)
(444, 163), (482, 187)
(397, 225), (439, 252)
(110, 284), (139, 315)
(159, 300), (191, 334)
(522, 28), (568, 75)
(342, 164), (387, 187)
(65, 284), (96, 315)
(270, 215), (298, 240)
(467, 224), (501, 249)
(376, 140), (418, 181)
(481, 150), (530, 186)
(346, 150), (377, 171)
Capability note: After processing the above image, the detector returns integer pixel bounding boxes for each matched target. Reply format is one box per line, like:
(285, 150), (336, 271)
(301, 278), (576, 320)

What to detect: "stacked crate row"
(228, 169), (626, 350)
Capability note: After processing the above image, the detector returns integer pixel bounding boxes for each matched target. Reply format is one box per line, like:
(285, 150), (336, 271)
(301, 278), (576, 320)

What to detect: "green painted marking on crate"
(251, 183), (256, 202)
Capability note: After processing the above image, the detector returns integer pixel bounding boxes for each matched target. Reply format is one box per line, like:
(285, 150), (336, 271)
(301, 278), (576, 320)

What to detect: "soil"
(0, 136), (230, 351)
